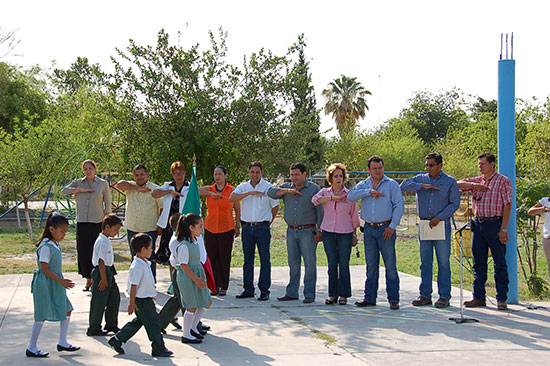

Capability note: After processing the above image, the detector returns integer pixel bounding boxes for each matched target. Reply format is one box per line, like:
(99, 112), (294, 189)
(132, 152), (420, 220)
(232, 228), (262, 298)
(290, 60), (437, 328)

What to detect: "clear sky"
(2, 0), (549, 135)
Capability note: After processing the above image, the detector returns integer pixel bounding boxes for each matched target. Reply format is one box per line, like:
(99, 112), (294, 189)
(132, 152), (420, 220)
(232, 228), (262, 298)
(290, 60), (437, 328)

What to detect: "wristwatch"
(500, 229), (507, 233)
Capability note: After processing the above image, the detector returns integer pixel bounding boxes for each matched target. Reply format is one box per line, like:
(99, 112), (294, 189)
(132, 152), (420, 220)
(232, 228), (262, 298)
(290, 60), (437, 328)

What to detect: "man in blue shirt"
(401, 153), (460, 308)
(348, 156), (404, 310)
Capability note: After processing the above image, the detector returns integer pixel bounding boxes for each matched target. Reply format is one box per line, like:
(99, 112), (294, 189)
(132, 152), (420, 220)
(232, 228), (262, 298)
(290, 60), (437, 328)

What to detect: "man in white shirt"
(230, 162), (279, 301)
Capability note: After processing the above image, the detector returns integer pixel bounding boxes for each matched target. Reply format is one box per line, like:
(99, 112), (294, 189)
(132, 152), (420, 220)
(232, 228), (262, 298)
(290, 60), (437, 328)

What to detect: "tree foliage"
(322, 75), (371, 136)
(516, 178), (550, 296)
(516, 98), (550, 178)
(108, 29), (322, 183)
(397, 88), (469, 146)
(0, 62), (49, 134)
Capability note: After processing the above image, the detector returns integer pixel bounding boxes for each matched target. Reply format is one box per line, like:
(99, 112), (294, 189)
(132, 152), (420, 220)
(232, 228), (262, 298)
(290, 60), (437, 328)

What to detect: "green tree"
(108, 29), (320, 182)
(398, 88), (469, 146)
(371, 118), (429, 171)
(516, 178), (550, 296)
(435, 114), (497, 179)
(284, 34), (324, 173)
(52, 57), (106, 95)
(324, 127), (374, 171)
(517, 97), (550, 178)
(0, 63), (49, 134)
(322, 75), (371, 135)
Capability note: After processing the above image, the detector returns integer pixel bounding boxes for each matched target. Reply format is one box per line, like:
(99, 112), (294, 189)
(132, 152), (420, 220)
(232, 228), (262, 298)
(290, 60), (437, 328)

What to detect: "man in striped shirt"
(458, 153), (513, 310)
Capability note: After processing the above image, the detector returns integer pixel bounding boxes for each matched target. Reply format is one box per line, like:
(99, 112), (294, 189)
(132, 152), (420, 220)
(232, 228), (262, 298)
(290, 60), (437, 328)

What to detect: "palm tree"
(322, 75), (371, 134)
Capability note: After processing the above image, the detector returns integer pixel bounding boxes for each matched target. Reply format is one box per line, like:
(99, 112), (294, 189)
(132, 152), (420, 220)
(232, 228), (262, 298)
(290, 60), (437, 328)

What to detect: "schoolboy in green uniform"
(108, 233), (173, 357)
(87, 213), (122, 336)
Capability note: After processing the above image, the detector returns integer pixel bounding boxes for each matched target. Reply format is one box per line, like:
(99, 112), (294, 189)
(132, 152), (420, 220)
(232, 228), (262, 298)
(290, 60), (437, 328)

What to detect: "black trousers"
(76, 222), (102, 278)
(204, 229), (235, 291)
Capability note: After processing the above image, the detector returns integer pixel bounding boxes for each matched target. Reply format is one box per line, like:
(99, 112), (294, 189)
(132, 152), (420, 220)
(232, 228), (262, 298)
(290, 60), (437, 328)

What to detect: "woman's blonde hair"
(326, 163), (348, 185)
(170, 161), (185, 175)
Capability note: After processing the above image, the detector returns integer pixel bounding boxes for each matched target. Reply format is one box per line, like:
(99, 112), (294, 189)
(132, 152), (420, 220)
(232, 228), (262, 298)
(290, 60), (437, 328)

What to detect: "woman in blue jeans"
(312, 163), (360, 305)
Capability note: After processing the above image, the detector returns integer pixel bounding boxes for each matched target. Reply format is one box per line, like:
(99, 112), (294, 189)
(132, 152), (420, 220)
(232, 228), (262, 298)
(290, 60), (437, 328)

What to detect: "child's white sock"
(183, 311), (195, 339)
(58, 317), (71, 347)
(191, 308), (207, 333)
(28, 321), (44, 352)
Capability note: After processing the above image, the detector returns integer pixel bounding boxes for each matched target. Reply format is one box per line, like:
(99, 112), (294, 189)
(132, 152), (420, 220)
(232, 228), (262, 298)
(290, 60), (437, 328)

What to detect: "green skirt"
(176, 264), (211, 309)
(31, 269), (73, 321)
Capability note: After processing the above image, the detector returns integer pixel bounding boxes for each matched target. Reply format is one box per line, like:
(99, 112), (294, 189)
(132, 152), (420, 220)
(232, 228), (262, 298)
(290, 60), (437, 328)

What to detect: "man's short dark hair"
(367, 155), (384, 168)
(130, 233), (152, 253)
(133, 164), (149, 173)
(102, 213), (122, 230)
(290, 162), (307, 173)
(249, 161), (263, 171)
(425, 153), (443, 164)
(477, 152), (496, 164)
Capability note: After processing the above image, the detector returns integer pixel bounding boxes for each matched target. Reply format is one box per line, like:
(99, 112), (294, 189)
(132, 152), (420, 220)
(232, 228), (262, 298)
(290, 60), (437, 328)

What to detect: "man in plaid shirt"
(458, 153), (513, 310)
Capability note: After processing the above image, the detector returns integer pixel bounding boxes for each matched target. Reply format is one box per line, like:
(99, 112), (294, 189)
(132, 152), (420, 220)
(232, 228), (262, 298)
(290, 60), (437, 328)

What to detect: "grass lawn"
(1, 217), (549, 301)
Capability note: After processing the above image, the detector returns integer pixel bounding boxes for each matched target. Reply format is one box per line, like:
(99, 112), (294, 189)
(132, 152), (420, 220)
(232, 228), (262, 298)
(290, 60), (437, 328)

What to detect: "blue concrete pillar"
(498, 59), (518, 304)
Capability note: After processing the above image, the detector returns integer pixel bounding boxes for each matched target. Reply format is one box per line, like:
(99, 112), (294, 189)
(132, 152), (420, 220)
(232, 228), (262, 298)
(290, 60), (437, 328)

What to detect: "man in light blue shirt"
(401, 153), (460, 308)
(348, 156), (404, 310)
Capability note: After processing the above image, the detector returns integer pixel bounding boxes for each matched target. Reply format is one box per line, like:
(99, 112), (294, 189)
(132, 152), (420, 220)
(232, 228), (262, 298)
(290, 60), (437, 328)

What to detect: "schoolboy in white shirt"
(108, 233), (173, 357)
(87, 213), (123, 336)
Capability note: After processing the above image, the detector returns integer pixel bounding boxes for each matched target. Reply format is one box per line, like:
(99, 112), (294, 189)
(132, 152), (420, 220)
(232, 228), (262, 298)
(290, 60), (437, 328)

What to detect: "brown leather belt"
(288, 224), (316, 230)
(365, 220), (392, 228)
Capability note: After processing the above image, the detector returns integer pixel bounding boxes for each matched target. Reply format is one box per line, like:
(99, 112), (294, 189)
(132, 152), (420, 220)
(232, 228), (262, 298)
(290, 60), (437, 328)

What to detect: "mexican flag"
(182, 159), (216, 295)
(182, 161), (201, 216)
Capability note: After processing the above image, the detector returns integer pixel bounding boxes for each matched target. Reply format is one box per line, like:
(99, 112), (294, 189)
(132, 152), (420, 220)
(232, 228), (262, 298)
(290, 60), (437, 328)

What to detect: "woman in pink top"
(312, 163), (360, 305)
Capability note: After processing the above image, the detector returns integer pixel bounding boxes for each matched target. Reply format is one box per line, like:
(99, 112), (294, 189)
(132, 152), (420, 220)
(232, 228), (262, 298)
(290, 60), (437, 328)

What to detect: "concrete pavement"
(1, 266), (550, 365)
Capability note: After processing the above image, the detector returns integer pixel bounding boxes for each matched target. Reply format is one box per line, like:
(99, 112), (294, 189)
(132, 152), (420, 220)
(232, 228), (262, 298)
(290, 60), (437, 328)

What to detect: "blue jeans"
(322, 231), (353, 298)
(471, 218), (509, 302)
(418, 219), (452, 300)
(286, 227), (318, 299)
(242, 224), (271, 296)
(127, 229), (158, 280)
(363, 224), (400, 303)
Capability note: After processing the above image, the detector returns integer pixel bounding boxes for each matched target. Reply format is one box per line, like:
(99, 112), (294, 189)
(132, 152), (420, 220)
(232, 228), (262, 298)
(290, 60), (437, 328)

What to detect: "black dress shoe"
(190, 329), (204, 339)
(236, 291), (254, 299)
(389, 302), (400, 310)
(108, 336), (125, 354)
(26, 349), (49, 358)
(152, 348), (173, 357)
(86, 329), (108, 336)
(198, 321), (210, 332)
(57, 344), (80, 352)
(170, 318), (182, 329)
(181, 336), (202, 344)
(257, 293), (269, 301)
(355, 300), (376, 307)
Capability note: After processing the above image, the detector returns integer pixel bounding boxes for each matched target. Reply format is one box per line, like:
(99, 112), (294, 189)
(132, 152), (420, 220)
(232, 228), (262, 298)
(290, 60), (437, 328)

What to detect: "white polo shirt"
(127, 257), (156, 298)
(233, 178), (279, 222)
(168, 234), (179, 268)
(92, 233), (114, 267)
(38, 239), (60, 263)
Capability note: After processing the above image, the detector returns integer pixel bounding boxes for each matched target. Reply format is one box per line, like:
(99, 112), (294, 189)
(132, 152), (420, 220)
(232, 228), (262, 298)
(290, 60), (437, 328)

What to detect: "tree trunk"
(23, 196), (34, 241)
